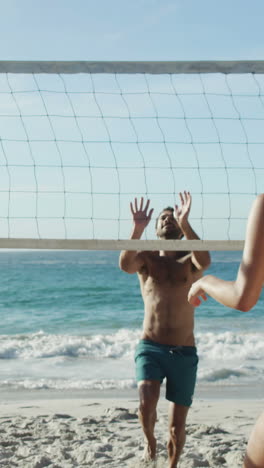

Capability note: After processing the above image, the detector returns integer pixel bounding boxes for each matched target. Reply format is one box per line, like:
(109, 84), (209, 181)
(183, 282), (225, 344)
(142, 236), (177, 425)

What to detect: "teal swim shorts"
(135, 339), (198, 407)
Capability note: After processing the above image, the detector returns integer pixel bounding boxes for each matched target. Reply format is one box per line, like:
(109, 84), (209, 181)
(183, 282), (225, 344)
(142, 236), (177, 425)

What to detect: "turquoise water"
(0, 250), (263, 392)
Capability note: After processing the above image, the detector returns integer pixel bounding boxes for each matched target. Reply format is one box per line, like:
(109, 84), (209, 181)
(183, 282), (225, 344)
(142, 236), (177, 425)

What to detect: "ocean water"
(0, 250), (263, 396)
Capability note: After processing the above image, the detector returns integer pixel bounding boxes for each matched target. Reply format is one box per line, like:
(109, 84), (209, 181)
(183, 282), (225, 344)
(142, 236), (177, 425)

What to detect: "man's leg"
(167, 403), (189, 468)
(138, 379), (161, 461)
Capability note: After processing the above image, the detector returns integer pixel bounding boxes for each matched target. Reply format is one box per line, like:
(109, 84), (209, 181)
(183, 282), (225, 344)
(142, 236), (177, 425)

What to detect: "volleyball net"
(0, 60), (263, 250)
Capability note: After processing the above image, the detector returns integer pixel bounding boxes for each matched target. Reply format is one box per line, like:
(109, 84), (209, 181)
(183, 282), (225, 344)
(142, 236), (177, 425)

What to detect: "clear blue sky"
(1, 0), (264, 61)
(0, 0), (263, 242)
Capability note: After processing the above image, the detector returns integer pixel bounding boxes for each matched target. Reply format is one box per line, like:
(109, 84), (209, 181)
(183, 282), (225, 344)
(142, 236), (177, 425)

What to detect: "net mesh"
(0, 62), (263, 248)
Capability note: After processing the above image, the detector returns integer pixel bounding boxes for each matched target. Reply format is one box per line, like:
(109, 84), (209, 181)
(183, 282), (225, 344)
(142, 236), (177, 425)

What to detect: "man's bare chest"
(147, 258), (191, 286)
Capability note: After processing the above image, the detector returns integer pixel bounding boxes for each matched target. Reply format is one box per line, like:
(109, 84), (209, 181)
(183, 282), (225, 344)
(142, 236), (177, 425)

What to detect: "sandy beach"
(0, 250), (263, 467)
(0, 390), (262, 468)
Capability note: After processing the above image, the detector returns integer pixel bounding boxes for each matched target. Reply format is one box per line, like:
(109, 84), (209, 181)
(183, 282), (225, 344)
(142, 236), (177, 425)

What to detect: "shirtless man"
(119, 192), (210, 468)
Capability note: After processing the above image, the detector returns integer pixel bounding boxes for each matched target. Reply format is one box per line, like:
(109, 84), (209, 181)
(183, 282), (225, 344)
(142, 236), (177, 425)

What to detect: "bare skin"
(119, 192), (210, 467)
(187, 193), (264, 468)
(244, 412), (264, 468)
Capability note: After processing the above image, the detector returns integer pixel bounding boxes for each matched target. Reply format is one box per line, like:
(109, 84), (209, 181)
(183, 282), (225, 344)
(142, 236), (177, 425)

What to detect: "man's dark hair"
(155, 206), (174, 229)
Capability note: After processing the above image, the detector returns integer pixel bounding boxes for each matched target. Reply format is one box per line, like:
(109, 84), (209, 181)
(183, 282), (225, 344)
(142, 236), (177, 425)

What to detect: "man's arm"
(119, 197), (153, 274)
(175, 191), (211, 271)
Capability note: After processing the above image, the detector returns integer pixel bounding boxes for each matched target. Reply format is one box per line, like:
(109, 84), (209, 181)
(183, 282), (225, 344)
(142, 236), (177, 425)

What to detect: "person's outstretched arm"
(188, 193), (264, 311)
(175, 191), (211, 270)
(119, 197), (153, 274)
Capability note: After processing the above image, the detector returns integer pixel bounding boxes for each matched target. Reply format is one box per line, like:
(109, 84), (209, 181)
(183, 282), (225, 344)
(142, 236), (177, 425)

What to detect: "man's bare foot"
(143, 437), (157, 461)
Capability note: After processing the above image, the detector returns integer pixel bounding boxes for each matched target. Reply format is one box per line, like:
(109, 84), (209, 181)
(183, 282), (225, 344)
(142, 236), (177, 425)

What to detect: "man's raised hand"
(130, 197), (153, 230)
(174, 191), (192, 228)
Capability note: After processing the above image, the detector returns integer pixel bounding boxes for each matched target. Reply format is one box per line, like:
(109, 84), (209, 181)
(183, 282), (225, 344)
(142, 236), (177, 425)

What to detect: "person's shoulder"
(256, 193), (264, 203)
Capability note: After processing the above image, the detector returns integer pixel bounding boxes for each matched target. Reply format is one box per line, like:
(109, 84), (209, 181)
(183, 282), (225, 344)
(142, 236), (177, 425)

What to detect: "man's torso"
(137, 251), (202, 346)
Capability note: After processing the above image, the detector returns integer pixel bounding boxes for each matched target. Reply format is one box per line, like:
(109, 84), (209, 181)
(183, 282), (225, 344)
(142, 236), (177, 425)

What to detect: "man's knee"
(138, 380), (160, 397)
(138, 381), (160, 414)
(139, 391), (158, 414)
(139, 399), (154, 417)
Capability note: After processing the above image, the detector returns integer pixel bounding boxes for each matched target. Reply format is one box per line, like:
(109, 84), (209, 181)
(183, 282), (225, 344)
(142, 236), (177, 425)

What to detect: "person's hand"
(188, 278), (207, 307)
(174, 191), (191, 228)
(130, 197), (153, 230)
